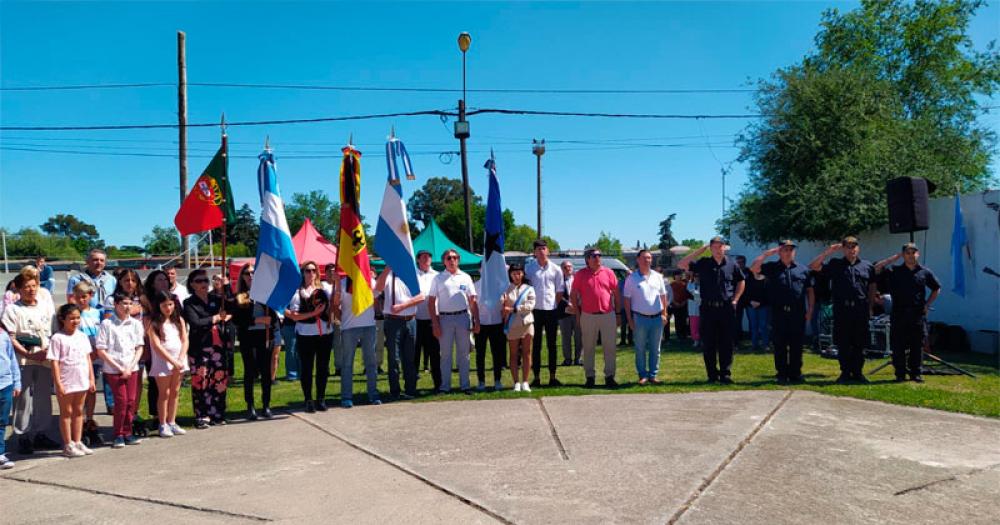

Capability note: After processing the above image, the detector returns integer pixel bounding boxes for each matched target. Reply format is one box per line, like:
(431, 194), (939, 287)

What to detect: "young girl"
(47, 304), (96, 458)
(72, 281), (107, 448)
(687, 273), (702, 348)
(502, 264), (536, 393)
(148, 291), (189, 438)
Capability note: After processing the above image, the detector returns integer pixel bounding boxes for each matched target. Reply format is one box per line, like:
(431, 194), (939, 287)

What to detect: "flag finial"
(390, 126), (395, 139)
(348, 133), (353, 147)
(220, 113), (227, 136)
(264, 135), (271, 151)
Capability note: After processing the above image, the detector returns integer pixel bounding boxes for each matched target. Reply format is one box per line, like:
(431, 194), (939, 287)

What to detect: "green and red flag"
(337, 144), (374, 315)
(174, 140), (236, 236)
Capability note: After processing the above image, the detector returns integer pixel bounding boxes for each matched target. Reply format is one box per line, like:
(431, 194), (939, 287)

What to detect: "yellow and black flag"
(337, 144), (374, 315)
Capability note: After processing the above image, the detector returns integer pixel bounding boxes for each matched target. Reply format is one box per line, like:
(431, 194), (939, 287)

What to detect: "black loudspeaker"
(887, 177), (935, 233)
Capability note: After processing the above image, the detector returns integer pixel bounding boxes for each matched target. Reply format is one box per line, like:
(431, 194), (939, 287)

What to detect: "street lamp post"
(455, 32), (473, 251)
(532, 139), (545, 239)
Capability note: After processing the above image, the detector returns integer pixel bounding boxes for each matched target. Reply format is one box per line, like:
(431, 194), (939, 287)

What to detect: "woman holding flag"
(182, 269), (234, 429)
(502, 264), (535, 392)
(234, 263), (279, 420)
(285, 262), (333, 413)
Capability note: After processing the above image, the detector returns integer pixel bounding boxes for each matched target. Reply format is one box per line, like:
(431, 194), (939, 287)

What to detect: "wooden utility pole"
(178, 31), (190, 268)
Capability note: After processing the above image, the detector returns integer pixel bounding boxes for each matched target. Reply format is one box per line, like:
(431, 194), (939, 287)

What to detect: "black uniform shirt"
(880, 264), (940, 309)
(692, 256), (745, 302)
(760, 260), (813, 307)
(821, 257), (875, 303)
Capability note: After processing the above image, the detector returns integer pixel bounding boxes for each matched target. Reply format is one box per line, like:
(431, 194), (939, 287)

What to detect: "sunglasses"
(192, 278), (209, 284)
(588, 253), (602, 258)
(303, 268), (318, 273)
(445, 256), (459, 261)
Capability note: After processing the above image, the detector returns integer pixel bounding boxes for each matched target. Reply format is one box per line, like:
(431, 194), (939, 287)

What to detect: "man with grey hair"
(66, 249), (116, 309)
(558, 260), (581, 366)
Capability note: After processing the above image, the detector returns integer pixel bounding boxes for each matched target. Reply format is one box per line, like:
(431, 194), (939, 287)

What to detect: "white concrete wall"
(730, 190), (1000, 355)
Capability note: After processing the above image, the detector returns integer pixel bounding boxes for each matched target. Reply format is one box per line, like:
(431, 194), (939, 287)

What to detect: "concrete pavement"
(2, 390), (998, 524)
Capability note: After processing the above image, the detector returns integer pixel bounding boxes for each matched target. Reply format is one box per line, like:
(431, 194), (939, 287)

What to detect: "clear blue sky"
(2, 1), (997, 251)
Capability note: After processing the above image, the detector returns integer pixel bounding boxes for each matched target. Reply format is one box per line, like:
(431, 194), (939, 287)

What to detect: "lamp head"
(458, 32), (472, 53)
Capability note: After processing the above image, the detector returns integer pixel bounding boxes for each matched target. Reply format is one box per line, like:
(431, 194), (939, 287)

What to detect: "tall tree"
(408, 177), (481, 228)
(589, 231), (623, 256)
(210, 203), (259, 253)
(725, 0), (999, 243)
(284, 190), (341, 241)
(144, 225), (182, 255)
(505, 224), (561, 253)
(40, 214), (103, 253)
(657, 213), (678, 250)
(437, 200), (515, 253)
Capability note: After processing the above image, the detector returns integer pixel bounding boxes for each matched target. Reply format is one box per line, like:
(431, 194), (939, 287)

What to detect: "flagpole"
(220, 113), (228, 315)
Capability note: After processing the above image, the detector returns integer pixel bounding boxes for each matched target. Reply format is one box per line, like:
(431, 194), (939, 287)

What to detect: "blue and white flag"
(479, 152), (508, 308)
(249, 149), (301, 312)
(950, 193), (968, 297)
(374, 136), (420, 294)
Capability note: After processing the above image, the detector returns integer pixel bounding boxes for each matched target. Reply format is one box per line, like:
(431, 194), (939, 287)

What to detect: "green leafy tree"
(657, 213), (679, 251)
(2, 227), (80, 259)
(505, 224), (560, 253)
(211, 204), (260, 254)
(438, 200), (515, 253)
(408, 177), (481, 228)
(40, 214), (104, 254)
(725, 0), (999, 243)
(284, 190), (341, 241)
(589, 231), (623, 256)
(144, 225), (181, 255)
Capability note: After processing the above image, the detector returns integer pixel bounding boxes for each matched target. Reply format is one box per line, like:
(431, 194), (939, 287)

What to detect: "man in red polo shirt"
(570, 248), (621, 388)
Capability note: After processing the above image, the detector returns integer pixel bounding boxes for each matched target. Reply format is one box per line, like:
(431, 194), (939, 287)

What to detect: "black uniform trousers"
(890, 308), (927, 378)
(667, 305), (689, 340)
(700, 302), (736, 380)
(771, 304), (805, 380)
(475, 323), (506, 383)
(415, 319), (441, 391)
(832, 302), (869, 377)
(239, 330), (273, 409)
(297, 333), (332, 402)
(532, 309), (559, 377)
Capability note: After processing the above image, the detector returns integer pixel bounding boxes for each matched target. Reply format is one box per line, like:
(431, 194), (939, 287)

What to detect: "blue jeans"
(0, 384), (12, 456)
(384, 317), (418, 397)
(92, 363), (114, 411)
(747, 306), (771, 348)
(633, 315), (664, 379)
(340, 326), (379, 402)
(281, 324), (299, 380)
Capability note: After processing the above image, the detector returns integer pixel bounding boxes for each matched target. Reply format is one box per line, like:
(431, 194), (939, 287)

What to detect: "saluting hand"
(765, 247), (781, 257)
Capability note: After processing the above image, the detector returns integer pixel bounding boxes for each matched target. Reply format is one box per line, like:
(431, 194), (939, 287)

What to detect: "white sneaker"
(159, 424), (174, 438)
(513, 382), (522, 392)
(494, 380), (503, 391)
(169, 423), (186, 436)
(522, 382), (532, 393)
(0, 454), (14, 469)
(63, 444), (84, 458)
(75, 442), (94, 455)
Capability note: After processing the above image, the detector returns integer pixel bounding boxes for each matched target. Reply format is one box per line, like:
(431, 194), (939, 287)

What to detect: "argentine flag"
(374, 137), (420, 294)
(249, 149), (301, 312)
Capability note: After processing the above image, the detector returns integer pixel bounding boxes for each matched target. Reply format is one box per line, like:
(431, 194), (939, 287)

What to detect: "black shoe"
(316, 400), (328, 412)
(585, 377), (595, 388)
(894, 375), (907, 383)
(34, 433), (62, 450)
(835, 373), (851, 385)
(561, 359), (572, 366)
(305, 400), (316, 413)
(462, 389), (473, 395)
(530, 378), (541, 388)
(719, 377), (734, 385)
(776, 376), (789, 385)
(377, 367), (385, 374)
(605, 376), (618, 389)
(911, 375), (925, 383)
(18, 437), (33, 455)
(854, 375), (870, 384)
(247, 408), (258, 421)
(706, 377), (718, 384)
(789, 375), (805, 384)
(261, 408), (274, 419)
(400, 393), (415, 400)
(573, 359), (582, 366)
(333, 369), (342, 377)
(213, 418), (227, 426)
(549, 378), (563, 387)
(194, 419), (210, 430)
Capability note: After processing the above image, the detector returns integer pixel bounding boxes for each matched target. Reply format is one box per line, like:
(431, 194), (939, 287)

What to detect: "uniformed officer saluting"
(679, 236), (745, 384)
(873, 243), (941, 383)
(809, 236), (877, 384)
(750, 240), (815, 384)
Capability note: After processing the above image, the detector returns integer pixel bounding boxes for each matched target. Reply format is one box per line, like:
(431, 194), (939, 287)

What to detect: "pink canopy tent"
(291, 218), (340, 279)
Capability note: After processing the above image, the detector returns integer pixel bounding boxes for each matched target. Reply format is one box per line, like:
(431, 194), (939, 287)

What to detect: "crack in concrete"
(289, 410), (516, 525)
(0, 476), (271, 521)
(894, 462), (1000, 496)
(536, 398), (570, 461)
(666, 390), (794, 525)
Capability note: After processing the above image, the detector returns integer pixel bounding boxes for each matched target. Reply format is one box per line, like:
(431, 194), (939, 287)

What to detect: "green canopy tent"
(371, 218), (482, 273)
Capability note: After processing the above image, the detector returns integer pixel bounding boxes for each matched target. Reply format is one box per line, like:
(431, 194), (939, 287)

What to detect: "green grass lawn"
(150, 336), (1000, 425)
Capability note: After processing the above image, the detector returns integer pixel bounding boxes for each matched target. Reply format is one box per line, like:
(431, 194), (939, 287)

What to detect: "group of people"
(0, 235), (941, 469)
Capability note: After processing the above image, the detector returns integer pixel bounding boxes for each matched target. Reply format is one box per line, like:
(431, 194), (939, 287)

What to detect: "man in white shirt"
(333, 275), (380, 408)
(427, 249), (479, 394)
(376, 266), (424, 399)
(524, 239), (565, 387)
(413, 251), (441, 390)
(165, 266), (190, 304)
(558, 260), (581, 366)
(623, 250), (671, 385)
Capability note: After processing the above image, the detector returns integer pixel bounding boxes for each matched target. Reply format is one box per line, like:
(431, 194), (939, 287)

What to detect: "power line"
(1, 81), (755, 95)
(468, 108), (766, 119)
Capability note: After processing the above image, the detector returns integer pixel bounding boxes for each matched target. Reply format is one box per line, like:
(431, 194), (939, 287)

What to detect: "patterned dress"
(183, 293), (235, 422)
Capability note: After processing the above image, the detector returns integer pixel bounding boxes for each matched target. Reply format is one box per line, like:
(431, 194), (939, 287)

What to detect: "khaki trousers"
(580, 312), (617, 379)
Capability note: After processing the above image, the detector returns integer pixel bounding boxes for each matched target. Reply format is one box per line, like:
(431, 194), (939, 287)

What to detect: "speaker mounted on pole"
(886, 177), (936, 234)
